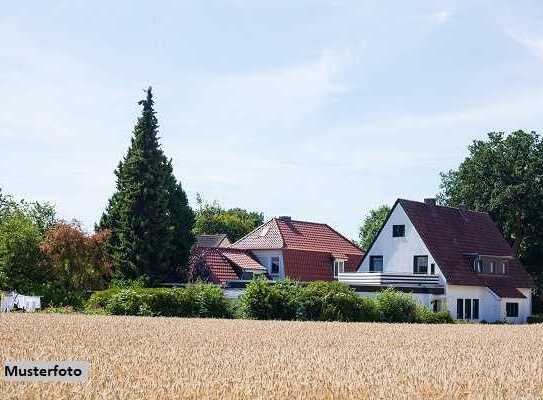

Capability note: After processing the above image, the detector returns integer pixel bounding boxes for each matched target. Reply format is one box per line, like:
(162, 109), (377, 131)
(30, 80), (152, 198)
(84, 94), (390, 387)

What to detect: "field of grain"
(1, 314), (543, 399)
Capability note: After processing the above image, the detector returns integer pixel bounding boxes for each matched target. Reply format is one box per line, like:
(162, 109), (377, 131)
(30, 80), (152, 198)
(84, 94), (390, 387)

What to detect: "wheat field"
(1, 314), (543, 399)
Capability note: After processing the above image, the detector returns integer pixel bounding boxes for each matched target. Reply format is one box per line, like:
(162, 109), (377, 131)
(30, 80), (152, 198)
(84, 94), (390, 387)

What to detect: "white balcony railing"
(337, 272), (441, 287)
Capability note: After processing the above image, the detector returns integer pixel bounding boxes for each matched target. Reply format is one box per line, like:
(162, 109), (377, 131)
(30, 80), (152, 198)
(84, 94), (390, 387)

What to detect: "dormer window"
(473, 256), (506, 275)
(333, 259), (345, 277)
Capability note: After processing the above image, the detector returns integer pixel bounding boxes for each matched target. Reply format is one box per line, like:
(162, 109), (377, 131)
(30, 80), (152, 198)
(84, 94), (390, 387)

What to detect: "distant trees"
(0, 189), (111, 306)
(358, 205), (391, 251)
(99, 88), (194, 283)
(193, 195), (264, 242)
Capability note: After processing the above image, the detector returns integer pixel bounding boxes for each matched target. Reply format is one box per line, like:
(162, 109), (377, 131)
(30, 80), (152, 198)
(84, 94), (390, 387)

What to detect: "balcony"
(337, 272), (442, 292)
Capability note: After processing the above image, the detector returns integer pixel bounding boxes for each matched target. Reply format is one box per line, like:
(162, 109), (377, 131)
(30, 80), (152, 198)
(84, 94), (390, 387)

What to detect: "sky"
(2, 1), (543, 240)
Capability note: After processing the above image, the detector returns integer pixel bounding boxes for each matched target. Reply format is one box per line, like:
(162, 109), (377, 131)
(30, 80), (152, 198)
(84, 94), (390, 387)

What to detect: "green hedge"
(86, 284), (232, 318)
(240, 279), (449, 323)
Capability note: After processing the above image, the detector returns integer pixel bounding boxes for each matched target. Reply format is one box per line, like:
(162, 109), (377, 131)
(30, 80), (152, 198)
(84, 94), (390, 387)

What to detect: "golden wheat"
(1, 314), (542, 399)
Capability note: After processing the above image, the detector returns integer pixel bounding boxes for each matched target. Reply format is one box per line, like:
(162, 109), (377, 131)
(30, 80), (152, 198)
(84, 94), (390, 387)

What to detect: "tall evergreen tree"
(99, 88), (194, 283)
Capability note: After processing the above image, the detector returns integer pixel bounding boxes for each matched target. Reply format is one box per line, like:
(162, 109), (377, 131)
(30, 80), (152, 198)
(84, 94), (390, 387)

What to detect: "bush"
(299, 281), (378, 322)
(527, 315), (543, 324)
(186, 283), (232, 318)
(240, 278), (301, 320)
(374, 288), (419, 323)
(92, 285), (232, 318)
(415, 305), (453, 324)
(86, 288), (121, 310)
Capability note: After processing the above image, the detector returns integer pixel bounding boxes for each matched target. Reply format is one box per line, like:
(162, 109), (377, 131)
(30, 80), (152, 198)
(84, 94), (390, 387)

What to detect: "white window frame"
(333, 259), (345, 278)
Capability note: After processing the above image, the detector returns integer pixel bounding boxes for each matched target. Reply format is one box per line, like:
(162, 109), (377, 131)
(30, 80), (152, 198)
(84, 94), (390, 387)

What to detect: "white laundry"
(1, 292), (41, 312)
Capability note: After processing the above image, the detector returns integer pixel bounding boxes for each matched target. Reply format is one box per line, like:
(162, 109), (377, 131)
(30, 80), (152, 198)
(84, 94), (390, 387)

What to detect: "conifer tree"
(99, 88), (194, 283)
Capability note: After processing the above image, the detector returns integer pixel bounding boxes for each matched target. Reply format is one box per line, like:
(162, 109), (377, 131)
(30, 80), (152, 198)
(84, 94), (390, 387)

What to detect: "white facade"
(358, 204), (444, 283)
(349, 203), (533, 323)
(251, 250), (285, 280)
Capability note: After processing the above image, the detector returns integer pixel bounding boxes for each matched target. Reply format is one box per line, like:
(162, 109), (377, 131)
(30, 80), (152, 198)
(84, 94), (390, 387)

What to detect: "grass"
(1, 314), (543, 399)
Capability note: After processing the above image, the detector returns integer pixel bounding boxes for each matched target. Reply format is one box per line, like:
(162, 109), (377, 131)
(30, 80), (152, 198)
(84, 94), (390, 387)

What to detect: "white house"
(338, 198), (535, 323)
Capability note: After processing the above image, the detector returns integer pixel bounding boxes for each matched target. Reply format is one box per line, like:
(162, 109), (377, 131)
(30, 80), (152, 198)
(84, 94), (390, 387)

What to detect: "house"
(188, 216), (364, 287)
(338, 198), (535, 323)
(195, 234), (232, 248)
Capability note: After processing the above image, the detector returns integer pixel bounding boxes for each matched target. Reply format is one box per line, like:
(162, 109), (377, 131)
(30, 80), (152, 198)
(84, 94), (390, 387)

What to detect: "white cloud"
(183, 49), (352, 128)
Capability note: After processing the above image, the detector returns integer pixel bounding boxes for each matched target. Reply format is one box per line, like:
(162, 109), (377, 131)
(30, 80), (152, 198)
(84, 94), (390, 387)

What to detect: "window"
(457, 298), (479, 320)
(392, 224), (405, 237)
(457, 299), (464, 320)
(270, 257), (280, 275)
(369, 256), (383, 272)
(472, 299), (479, 319)
(464, 299), (472, 320)
(475, 257), (507, 274)
(430, 263), (435, 275)
(506, 302), (519, 318)
(413, 256), (428, 274)
(333, 259), (345, 277)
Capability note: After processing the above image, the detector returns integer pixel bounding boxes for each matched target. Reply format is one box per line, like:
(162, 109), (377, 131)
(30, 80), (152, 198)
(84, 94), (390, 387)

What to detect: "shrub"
(527, 315), (543, 324)
(299, 281), (378, 322)
(86, 288), (122, 310)
(93, 285), (232, 318)
(415, 305), (453, 324)
(374, 288), (419, 323)
(240, 278), (301, 320)
(186, 283), (232, 318)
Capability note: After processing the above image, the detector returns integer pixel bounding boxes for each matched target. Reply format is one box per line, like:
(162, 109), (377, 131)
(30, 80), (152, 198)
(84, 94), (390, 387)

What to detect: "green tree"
(438, 131), (543, 259)
(193, 196), (264, 242)
(99, 88), (194, 283)
(358, 205), (391, 251)
(438, 131), (543, 309)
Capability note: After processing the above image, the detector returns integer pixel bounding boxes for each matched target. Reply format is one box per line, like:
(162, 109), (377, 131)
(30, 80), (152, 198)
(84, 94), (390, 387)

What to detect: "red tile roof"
(283, 249), (362, 281)
(397, 199), (534, 288)
(188, 247), (266, 286)
(233, 217), (363, 256)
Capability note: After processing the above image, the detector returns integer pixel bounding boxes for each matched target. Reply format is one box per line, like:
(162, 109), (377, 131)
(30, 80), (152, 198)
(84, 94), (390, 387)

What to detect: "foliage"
(374, 288), (419, 323)
(299, 281), (379, 322)
(193, 195), (264, 242)
(358, 205), (391, 251)
(415, 305), (454, 324)
(527, 315), (543, 324)
(0, 210), (49, 294)
(94, 285), (232, 318)
(240, 277), (301, 320)
(40, 221), (112, 293)
(98, 88), (195, 284)
(438, 131), (543, 259)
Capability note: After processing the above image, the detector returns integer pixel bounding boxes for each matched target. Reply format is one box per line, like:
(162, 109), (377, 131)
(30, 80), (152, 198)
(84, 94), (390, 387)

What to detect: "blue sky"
(2, 1), (543, 240)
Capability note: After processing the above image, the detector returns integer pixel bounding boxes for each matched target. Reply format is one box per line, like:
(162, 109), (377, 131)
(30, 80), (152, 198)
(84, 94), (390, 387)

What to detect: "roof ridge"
(398, 198), (490, 215)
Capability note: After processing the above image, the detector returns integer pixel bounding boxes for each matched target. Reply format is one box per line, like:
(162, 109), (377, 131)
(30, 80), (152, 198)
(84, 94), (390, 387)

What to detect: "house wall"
(499, 288), (532, 324)
(251, 250), (285, 280)
(359, 204), (444, 282)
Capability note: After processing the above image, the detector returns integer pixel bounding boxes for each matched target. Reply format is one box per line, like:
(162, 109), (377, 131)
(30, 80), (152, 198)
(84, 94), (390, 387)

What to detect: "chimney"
(424, 198), (436, 206)
(278, 216), (291, 221)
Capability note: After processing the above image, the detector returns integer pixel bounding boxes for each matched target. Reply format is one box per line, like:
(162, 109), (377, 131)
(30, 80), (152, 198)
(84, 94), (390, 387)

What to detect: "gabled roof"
(232, 217), (363, 256)
(196, 234), (231, 248)
(188, 247), (266, 286)
(393, 199), (534, 288)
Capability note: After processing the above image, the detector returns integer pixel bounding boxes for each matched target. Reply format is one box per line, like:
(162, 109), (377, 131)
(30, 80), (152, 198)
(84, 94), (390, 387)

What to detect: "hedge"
(86, 284), (232, 318)
(240, 279), (450, 323)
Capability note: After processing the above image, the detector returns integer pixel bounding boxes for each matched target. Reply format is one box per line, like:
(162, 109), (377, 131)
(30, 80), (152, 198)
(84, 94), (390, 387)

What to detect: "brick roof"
(488, 286), (526, 299)
(397, 199), (534, 289)
(233, 217), (363, 256)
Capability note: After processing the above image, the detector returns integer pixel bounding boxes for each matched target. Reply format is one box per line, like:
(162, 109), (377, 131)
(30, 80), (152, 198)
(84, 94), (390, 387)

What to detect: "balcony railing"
(337, 272), (441, 286)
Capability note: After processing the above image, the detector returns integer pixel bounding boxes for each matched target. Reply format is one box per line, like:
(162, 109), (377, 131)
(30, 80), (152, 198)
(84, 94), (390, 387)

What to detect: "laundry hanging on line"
(1, 292), (41, 312)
